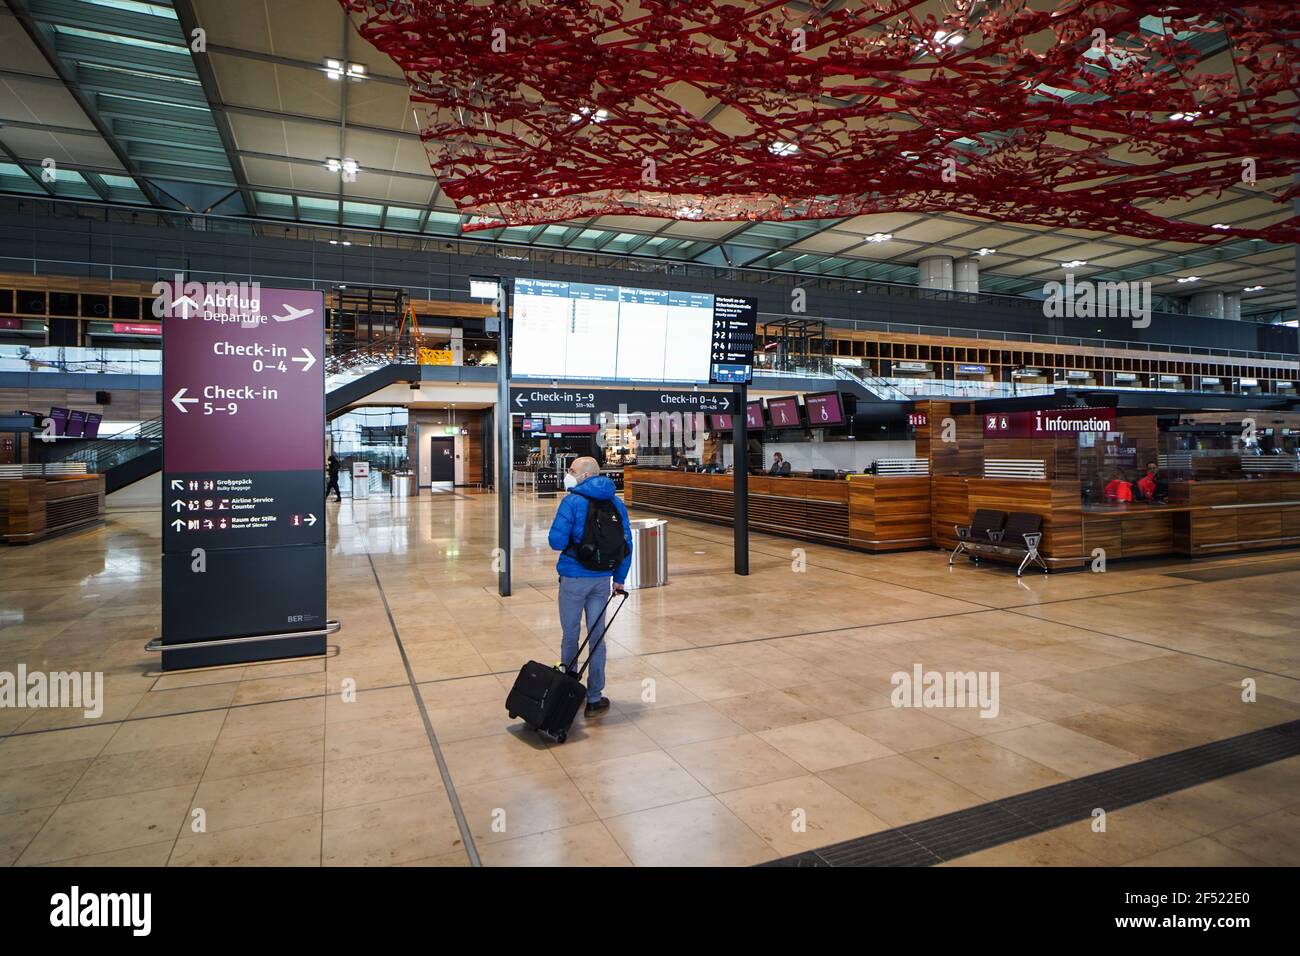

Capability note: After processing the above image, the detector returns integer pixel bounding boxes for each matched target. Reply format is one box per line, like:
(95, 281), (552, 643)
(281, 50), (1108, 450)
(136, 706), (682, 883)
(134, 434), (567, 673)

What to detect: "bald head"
(571, 456), (600, 481)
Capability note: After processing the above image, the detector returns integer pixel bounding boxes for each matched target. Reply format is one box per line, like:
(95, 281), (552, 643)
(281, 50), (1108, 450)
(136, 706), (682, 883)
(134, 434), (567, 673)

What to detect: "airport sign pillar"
(494, 278), (512, 597)
(154, 283), (336, 670)
(710, 295), (756, 577)
(732, 382), (749, 575)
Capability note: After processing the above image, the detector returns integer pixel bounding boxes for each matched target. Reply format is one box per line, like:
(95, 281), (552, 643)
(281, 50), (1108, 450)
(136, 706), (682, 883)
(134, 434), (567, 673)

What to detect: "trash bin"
(625, 518), (668, 590)
(390, 472), (416, 497)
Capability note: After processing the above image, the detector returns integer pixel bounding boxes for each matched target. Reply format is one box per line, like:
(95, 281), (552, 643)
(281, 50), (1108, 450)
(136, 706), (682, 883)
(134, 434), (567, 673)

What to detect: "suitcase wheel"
(508, 712), (517, 719)
(555, 731), (567, 744)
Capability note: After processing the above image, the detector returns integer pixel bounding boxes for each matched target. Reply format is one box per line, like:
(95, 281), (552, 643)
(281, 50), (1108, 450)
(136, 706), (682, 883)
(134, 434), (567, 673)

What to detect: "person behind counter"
(1136, 463), (1158, 501)
(1103, 471), (1134, 502)
(768, 452), (792, 476)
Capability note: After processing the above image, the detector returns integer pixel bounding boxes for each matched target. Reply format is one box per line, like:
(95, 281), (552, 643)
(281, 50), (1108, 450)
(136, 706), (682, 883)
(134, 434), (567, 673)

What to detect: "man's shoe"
(584, 697), (610, 718)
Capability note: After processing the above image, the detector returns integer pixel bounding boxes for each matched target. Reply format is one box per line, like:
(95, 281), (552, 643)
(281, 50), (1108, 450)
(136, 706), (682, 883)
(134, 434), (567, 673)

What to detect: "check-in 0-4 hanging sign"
(160, 282), (331, 670)
(983, 407), (1116, 438)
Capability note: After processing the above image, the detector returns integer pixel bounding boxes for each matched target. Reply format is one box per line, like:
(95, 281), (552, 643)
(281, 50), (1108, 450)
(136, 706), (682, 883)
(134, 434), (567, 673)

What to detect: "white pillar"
(451, 327), (464, 364)
(954, 258), (980, 293)
(1189, 291), (1225, 318)
(917, 255), (954, 290)
(1223, 292), (1242, 321)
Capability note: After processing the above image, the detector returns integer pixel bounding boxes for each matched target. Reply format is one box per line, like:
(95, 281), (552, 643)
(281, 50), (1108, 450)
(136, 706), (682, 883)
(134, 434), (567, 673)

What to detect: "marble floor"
(1, 490), (1298, 867)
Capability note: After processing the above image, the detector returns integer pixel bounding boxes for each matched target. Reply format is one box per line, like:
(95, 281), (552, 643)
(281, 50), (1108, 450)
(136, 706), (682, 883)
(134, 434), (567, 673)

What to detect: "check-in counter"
(622, 467), (930, 552)
(0, 474), (106, 544)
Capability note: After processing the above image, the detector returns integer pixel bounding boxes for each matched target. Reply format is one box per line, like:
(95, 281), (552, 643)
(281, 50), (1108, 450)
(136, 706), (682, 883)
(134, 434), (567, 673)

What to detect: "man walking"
(548, 456), (633, 717)
(326, 453), (342, 502)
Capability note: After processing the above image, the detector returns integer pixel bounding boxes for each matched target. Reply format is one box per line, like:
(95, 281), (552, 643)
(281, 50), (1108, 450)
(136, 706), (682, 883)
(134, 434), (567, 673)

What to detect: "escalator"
(47, 417), (163, 494)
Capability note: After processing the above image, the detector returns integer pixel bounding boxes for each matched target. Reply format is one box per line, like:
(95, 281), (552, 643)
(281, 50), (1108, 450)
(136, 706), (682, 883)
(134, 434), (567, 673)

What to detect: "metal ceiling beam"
(204, 43), (408, 87)
(171, 0), (256, 217)
(0, 137), (55, 195)
(3, 0), (164, 208)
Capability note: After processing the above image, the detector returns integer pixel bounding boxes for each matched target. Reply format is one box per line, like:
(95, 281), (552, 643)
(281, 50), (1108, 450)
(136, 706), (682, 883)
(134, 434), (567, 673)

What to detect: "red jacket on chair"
(1104, 479), (1133, 502)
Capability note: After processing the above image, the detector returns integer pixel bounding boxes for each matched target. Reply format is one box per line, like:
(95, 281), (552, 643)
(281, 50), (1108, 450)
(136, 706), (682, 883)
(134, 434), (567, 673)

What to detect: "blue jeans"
(558, 575), (612, 703)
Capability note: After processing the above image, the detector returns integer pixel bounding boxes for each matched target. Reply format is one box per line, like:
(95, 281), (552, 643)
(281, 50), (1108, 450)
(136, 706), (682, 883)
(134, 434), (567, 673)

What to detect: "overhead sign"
(908, 412), (928, 427)
(509, 386), (733, 415)
(709, 295), (758, 384)
(161, 284), (327, 670)
(112, 322), (161, 336)
(983, 407), (1116, 438)
(957, 364), (986, 374)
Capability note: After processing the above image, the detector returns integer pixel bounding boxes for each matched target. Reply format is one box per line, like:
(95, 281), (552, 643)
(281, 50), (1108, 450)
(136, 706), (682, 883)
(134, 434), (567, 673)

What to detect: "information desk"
(0, 475), (105, 544)
(622, 467), (930, 552)
(1083, 478), (1300, 558)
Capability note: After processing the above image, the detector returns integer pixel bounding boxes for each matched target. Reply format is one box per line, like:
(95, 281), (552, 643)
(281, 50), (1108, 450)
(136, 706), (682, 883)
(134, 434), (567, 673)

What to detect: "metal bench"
(960, 510), (1049, 576)
(949, 509), (1006, 565)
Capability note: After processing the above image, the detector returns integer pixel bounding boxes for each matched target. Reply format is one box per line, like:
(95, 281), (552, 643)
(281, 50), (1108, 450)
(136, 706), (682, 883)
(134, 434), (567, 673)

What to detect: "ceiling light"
(1176, 276), (1201, 283)
(866, 232), (893, 242)
(569, 107), (608, 124)
(934, 30), (964, 47)
(977, 247), (996, 256)
(326, 158), (359, 177)
(324, 58), (367, 81)
(1061, 260), (1087, 269)
(768, 141), (799, 156)
(1168, 111), (1201, 122)
(1211, 223), (1230, 230)
(328, 240), (352, 247)
(1243, 285), (1266, 292)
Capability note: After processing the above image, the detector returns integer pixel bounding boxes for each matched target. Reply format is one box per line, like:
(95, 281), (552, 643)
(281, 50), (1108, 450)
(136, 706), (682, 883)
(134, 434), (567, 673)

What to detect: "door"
(429, 437), (455, 484)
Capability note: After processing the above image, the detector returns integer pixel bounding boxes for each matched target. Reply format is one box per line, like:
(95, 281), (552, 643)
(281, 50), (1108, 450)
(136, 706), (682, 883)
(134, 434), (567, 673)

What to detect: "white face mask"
(563, 473), (578, 490)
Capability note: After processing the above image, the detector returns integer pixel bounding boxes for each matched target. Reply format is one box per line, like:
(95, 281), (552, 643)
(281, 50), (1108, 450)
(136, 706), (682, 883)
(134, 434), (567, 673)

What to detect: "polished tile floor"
(1, 490), (1298, 866)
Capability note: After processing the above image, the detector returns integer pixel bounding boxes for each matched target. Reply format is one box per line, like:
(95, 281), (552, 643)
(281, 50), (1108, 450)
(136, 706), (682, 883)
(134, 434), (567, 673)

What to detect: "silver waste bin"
(390, 472), (416, 498)
(625, 518), (668, 590)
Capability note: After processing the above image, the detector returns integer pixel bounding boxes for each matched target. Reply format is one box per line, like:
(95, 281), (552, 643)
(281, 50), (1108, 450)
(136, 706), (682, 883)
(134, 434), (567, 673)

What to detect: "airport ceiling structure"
(0, 0), (1295, 320)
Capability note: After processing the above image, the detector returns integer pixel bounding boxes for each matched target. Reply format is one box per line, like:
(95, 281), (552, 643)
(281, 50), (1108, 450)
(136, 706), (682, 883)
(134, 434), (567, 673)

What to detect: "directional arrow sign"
(171, 518), (186, 532)
(304, 513), (317, 526)
(171, 479), (185, 491)
(515, 394), (527, 408)
(291, 347), (316, 372)
(171, 500), (185, 512)
(171, 388), (198, 413)
(172, 295), (200, 318)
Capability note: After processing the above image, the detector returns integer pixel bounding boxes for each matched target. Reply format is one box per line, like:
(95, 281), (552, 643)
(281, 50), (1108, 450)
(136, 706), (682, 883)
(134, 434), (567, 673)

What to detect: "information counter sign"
(160, 283), (330, 670)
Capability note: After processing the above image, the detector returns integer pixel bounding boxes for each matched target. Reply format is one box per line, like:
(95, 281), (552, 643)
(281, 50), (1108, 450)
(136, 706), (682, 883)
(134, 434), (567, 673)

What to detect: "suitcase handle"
(565, 589), (628, 678)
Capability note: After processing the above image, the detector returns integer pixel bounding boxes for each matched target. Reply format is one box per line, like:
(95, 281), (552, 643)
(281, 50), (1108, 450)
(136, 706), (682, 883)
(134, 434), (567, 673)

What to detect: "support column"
(451, 326), (464, 364)
(495, 280), (512, 597)
(732, 383), (749, 576)
(1189, 290), (1225, 318)
(954, 257), (980, 293)
(917, 255), (954, 290)
(1223, 292), (1242, 321)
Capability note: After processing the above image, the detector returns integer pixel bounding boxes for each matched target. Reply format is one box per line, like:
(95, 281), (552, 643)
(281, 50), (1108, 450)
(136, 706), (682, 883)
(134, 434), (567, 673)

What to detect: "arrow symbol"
(514, 394), (526, 408)
(171, 388), (199, 413)
(304, 513), (317, 526)
(171, 295), (200, 318)
(291, 347), (316, 372)
(171, 500), (185, 512)
(171, 518), (186, 531)
(170, 479), (184, 491)
(720, 397), (730, 409)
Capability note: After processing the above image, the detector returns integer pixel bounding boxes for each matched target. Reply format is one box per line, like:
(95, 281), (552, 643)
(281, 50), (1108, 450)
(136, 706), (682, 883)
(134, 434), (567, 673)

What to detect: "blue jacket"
(548, 475), (634, 583)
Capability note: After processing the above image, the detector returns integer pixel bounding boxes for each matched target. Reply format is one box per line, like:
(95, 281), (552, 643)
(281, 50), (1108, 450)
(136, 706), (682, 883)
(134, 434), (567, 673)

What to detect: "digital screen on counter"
(745, 401), (765, 430)
(803, 392), (844, 426)
(83, 413), (103, 439)
(765, 397), (802, 429)
(65, 409), (86, 438)
(709, 413), (734, 431)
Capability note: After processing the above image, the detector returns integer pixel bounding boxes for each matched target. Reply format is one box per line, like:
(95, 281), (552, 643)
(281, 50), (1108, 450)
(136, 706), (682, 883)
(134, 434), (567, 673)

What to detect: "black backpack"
(567, 496), (627, 572)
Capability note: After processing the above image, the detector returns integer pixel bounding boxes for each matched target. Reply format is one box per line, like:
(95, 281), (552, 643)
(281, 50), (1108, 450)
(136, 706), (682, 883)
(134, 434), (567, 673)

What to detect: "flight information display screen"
(511, 278), (728, 383)
(745, 401), (765, 430)
(766, 397), (802, 429)
(803, 391), (845, 427)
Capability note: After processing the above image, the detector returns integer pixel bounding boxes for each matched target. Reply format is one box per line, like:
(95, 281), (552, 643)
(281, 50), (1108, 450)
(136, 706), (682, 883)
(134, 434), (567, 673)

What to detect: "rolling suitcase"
(506, 590), (628, 743)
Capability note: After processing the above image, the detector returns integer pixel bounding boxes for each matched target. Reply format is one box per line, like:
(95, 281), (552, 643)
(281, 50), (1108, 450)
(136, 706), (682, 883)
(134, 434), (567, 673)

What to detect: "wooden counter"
(0, 475), (105, 543)
(1082, 478), (1300, 559)
(622, 468), (930, 552)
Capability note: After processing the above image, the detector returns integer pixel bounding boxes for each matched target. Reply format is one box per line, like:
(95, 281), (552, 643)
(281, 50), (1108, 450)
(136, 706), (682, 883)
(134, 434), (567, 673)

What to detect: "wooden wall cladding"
(847, 476), (931, 550)
(0, 475), (104, 543)
(965, 478), (1085, 565)
(931, 475), (971, 550)
(623, 468), (853, 544)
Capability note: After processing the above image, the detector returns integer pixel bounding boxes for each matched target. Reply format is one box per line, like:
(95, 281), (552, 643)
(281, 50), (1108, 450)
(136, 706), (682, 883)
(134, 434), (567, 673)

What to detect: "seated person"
(768, 452), (792, 476)
(1103, 473), (1134, 502)
(1136, 463), (1159, 501)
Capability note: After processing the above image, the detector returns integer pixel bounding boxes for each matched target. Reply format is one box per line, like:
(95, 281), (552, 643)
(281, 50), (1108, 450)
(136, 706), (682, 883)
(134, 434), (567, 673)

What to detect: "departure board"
(511, 278), (730, 383)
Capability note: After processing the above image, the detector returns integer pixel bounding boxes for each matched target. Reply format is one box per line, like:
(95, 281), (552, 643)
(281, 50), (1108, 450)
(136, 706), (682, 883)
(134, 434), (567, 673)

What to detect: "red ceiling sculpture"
(341, 0), (1300, 243)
